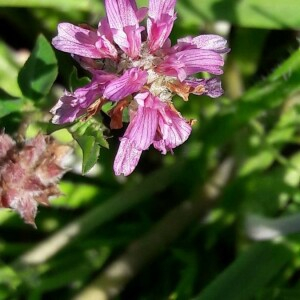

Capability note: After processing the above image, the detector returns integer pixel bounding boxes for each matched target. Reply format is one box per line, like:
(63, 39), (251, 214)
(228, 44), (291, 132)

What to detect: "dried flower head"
(0, 133), (71, 227)
(51, 0), (229, 176)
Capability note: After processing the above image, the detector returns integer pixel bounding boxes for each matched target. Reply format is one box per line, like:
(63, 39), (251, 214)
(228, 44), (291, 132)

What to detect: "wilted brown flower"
(0, 133), (71, 227)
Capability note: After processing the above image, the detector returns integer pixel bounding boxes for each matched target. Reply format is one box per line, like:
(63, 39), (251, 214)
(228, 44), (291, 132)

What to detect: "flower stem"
(73, 158), (234, 300)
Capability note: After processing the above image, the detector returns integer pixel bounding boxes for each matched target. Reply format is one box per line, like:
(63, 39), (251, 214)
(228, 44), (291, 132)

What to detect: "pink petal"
(148, 0), (176, 20)
(189, 35), (230, 53)
(52, 23), (117, 59)
(184, 77), (224, 98)
(129, 0), (138, 10)
(98, 17), (114, 43)
(1, 163), (38, 226)
(22, 134), (47, 167)
(147, 0), (176, 52)
(105, 0), (138, 29)
(103, 68), (147, 101)
(124, 100), (158, 150)
(113, 138), (142, 176)
(134, 91), (164, 109)
(128, 0), (148, 21)
(0, 134), (15, 159)
(105, 0), (143, 58)
(9, 194), (38, 226)
(156, 49), (224, 81)
(51, 73), (116, 124)
(136, 7), (148, 22)
(51, 92), (84, 124)
(154, 105), (192, 154)
(147, 14), (176, 53)
(176, 34), (230, 54)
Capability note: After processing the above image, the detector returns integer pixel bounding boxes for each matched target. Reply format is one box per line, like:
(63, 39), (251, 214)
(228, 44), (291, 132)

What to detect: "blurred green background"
(1, 0), (300, 299)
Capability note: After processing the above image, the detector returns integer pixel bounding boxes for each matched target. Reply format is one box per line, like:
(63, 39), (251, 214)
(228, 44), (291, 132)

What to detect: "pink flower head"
(51, 0), (229, 176)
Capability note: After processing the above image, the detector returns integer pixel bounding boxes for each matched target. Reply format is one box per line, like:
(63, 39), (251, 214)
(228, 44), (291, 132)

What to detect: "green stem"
(14, 162), (184, 268)
(73, 158), (234, 300)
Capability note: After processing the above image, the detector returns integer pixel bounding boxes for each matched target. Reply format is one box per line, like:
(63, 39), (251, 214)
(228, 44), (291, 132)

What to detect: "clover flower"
(0, 134), (71, 227)
(51, 0), (229, 176)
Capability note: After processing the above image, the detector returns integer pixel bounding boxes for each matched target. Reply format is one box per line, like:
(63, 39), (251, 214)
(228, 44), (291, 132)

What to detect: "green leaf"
(193, 242), (292, 300)
(69, 67), (90, 92)
(202, 49), (300, 148)
(0, 41), (22, 97)
(267, 105), (300, 145)
(76, 135), (101, 174)
(18, 34), (57, 101)
(0, 89), (25, 118)
(69, 119), (109, 174)
(52, 181), (101, 208)
(45, 122), (76, 135)
(0, 261), (21, 291)
(239, 149), (274, 176)
(175, 0), (300, 29)
(269, 48), (300, 81)
(0, 0), (89, 10)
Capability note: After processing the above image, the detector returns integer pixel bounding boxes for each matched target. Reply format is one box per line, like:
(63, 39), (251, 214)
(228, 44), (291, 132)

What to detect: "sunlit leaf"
(0, 262), (21, 291)
(0, 89), (25, 118)
(175, 0), (300, 29)
(69, 119), (108, 174)
(0, 41), (22, 97)
(52, 181), (101, 208)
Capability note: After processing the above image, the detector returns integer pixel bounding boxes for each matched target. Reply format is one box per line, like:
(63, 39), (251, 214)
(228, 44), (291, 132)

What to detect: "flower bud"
(0, 133), (71, 227)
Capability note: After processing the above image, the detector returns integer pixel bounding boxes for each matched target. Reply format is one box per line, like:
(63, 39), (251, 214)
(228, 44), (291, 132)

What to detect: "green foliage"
(0, 41), (22, 96)
(18, 34), (57, 101)
(0, 262), (21, 297)
(69, 119), (109, 174)
(176, 0), (300, 29)
(0, 89), (25, 118)
(68, 67), (90, 92)
(193, 242), (293, 300)
(0, 0), (90, 10)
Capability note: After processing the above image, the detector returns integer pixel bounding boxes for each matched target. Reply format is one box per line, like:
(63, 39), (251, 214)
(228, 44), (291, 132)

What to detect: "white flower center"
(118, 42), (174, 101)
